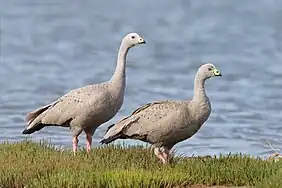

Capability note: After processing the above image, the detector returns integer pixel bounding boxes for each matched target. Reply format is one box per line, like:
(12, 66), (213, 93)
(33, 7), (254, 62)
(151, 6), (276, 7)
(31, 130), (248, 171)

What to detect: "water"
(1, 0), (282, 157)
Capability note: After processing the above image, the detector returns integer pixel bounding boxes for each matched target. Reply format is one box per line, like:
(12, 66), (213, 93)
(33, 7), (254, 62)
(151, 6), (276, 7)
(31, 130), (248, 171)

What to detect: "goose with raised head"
(22, 32), (146, 155)
(100, 63), (222, 164)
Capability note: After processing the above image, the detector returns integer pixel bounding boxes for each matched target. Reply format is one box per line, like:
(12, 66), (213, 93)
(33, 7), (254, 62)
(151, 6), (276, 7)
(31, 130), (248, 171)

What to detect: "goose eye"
(208, 68), (212, 71)
(131, 36), (135, 39)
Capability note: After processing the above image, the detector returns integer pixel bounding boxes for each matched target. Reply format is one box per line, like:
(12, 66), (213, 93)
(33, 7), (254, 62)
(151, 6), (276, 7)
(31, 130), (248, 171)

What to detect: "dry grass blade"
(267, 140), (282, 161)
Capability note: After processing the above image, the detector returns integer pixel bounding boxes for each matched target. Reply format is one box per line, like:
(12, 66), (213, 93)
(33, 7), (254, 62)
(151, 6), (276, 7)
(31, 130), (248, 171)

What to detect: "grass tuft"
(0, 140), (281, 188)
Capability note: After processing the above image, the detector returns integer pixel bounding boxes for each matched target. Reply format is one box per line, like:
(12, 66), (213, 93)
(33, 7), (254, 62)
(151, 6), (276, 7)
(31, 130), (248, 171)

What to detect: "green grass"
(0, 140), (281, 188)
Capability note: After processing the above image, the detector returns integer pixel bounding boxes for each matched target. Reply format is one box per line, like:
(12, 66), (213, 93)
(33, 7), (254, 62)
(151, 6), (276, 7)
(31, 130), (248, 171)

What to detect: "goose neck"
(110, 41), (130, 83)
(192, 74), (207, 102)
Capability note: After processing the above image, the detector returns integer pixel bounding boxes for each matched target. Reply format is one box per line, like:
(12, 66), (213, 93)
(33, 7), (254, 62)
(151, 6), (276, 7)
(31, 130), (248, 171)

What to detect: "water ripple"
(1, 0), (282, 157)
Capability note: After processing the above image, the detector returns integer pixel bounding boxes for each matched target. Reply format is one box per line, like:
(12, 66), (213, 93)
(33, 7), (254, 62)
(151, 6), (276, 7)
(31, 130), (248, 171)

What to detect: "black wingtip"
(99, 139), (106, 144)
(22, 129), (32, 134)
(22, 124), (45, 134)
(99, 137), (114, 145)
(99, 135), (121, 145)
(100, 124), (116, 145)
(105, 124), (115, 134)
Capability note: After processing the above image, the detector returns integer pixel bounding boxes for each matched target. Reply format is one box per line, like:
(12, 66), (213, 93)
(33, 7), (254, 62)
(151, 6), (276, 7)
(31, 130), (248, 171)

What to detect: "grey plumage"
(22, 32), (146, 154)
(100, 63), (222, 164)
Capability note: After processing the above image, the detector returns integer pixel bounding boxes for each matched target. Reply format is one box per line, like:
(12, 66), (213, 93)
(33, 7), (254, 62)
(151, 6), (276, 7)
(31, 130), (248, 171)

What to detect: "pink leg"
(86, 133), (92, 153)
(84, 127), (95, 153)
(162, 149), (170, 164)
(72, 136), (78, 155)
(154, 147), (170, 164)
(154, 147), (166, 164)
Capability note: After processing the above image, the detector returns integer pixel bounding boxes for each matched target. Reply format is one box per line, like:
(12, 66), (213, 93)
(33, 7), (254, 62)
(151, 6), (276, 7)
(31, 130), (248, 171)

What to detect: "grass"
(0, 140), (281, 188)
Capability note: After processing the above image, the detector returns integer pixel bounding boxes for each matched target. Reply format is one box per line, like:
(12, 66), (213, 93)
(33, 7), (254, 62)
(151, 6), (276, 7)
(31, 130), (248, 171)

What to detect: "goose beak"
(138, 38), (146, 44)
(213, 68), (222, 77)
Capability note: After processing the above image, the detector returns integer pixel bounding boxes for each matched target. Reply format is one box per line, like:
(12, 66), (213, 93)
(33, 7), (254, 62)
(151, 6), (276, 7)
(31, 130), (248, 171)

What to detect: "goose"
(22, 32), (146, 155)
(100, 63), (222, 164)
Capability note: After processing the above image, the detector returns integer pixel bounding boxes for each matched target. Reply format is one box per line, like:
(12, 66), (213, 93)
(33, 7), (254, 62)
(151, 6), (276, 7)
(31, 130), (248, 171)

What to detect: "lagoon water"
(1, 0), (282, 157)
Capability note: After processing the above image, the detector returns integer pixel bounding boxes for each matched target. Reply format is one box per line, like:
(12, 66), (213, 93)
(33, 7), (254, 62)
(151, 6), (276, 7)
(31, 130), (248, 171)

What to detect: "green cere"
(213, 67), (222, 76)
